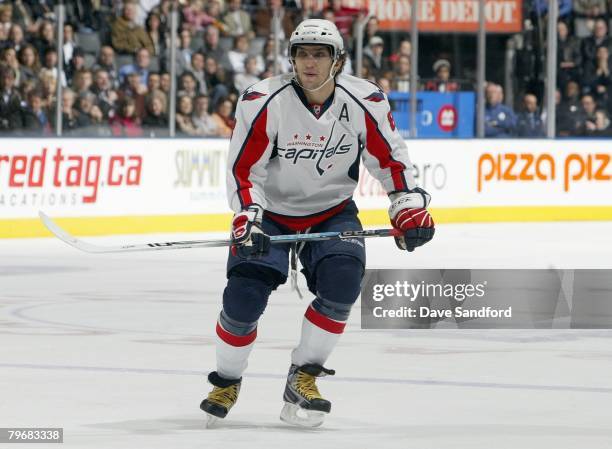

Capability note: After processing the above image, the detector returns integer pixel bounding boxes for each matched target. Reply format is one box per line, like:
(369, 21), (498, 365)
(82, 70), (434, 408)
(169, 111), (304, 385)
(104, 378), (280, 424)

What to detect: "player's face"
(294, 45), (335, 90)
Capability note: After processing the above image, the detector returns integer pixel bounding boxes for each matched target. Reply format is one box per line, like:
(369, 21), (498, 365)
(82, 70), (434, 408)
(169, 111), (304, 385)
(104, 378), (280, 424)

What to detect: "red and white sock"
(215, 321), (257, 380)
(291, 305), (347, 366)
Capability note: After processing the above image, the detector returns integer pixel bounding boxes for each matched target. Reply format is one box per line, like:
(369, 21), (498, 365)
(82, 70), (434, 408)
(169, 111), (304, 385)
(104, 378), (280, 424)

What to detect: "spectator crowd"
(2, 0), (612, 137)
(0, 0), (301, 137)
(506, 0), (612, 137)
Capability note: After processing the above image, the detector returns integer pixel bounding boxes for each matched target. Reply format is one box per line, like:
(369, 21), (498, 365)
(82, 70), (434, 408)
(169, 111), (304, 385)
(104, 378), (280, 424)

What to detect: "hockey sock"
(292, 256), (363, 365)
(215, 311), (257, 380)
(291, 298), (350, 366)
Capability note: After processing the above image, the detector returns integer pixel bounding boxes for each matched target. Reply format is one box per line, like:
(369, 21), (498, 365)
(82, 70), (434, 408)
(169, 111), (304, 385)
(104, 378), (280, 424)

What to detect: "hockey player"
(200, 19), (435, 427)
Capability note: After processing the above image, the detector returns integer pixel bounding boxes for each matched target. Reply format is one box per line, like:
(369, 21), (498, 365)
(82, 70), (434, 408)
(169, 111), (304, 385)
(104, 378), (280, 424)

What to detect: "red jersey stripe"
(265, 200), (349, 232)
(305, 306), (346, 334)
(216, 322), (257, 347)
(233, 108), (269, 207)
(364, 113), (407, 191)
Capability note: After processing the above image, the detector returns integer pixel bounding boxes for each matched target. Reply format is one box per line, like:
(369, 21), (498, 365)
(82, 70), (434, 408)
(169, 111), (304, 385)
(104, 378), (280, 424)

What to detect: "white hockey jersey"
(227, 73), (418, 230)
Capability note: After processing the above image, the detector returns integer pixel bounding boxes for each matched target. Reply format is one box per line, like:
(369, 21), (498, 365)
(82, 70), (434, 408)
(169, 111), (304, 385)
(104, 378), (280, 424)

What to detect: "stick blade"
(38, 211), (233, 253)
(39, 211), (108, 253)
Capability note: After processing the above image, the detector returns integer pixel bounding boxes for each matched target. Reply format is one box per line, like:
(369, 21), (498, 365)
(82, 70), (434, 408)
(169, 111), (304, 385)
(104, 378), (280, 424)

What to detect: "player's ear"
(332, 58), (343, 76)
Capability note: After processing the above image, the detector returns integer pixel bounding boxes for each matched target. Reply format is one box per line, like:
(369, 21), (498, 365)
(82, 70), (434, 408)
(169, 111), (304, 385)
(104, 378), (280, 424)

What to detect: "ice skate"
(200, 372), (241, 427)
(280, 363), (335, 428)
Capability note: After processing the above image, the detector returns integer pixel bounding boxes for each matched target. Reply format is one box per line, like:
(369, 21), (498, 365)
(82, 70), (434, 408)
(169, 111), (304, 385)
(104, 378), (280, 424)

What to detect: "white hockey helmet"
(289, 19), (345, 60)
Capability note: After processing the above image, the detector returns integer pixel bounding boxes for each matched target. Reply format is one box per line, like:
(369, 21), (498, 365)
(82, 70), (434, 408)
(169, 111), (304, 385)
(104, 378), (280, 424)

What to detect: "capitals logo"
(242, 90), (267, 101)
(364, 92), (385, 103)
(277, 122), (351, 176)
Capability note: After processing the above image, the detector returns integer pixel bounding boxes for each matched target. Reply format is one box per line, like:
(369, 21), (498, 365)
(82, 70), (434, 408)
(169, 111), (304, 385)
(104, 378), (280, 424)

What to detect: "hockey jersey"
(227, 73), (417, 230)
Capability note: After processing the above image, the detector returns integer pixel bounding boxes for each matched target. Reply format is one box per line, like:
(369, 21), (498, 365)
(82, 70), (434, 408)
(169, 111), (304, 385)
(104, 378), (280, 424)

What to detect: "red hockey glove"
(231, 204), (270, 257)
(388, 189), (435, 252)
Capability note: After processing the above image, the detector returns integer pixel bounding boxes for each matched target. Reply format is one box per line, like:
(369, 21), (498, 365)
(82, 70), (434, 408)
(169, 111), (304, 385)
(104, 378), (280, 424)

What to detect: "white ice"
(1, 221), (612, 449)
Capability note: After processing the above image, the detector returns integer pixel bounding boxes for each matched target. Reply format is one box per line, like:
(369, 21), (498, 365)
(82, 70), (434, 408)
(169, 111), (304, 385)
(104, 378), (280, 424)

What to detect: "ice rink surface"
(1, 221), (612, 449)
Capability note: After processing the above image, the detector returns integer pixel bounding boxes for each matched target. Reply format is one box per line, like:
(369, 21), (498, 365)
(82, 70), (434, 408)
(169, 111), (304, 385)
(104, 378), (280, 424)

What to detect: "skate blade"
(280, 402), (326, 428)
(204, 413), (220, 428)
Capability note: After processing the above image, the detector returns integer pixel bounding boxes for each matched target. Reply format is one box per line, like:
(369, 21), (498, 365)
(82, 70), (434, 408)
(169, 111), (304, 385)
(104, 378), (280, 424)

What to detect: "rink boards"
(0, 138), (610, 238)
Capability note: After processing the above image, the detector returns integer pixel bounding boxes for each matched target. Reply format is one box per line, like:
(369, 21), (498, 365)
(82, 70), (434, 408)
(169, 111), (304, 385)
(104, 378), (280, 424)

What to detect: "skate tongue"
(299, 364), (335, 377)
(208, 371), (242, 388)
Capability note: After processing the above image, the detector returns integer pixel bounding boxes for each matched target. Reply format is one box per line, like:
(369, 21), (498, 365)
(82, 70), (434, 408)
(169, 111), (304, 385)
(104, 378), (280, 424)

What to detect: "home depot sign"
(304, 0), (522, 33)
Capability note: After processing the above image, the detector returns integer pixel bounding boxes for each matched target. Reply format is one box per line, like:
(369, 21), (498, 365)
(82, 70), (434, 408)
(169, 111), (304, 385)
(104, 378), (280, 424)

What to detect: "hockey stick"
(39, 211), (401, 254)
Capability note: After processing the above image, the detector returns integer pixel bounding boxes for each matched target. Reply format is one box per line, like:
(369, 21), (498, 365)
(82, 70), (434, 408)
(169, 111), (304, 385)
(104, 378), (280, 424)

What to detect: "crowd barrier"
(0, 138), (610, 238)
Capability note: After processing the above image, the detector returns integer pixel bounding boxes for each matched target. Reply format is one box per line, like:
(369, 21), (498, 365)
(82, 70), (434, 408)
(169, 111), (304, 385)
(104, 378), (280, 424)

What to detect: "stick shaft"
(39, 211), (400, 254)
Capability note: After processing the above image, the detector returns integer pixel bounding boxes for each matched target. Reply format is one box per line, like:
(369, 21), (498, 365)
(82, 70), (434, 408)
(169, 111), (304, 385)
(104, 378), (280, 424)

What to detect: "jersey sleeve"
(359, 92), (417, 195)
(226, 91), (275, 212)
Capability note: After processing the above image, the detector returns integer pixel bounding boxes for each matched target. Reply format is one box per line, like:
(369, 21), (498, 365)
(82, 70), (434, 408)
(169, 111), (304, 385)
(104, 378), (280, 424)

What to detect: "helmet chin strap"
(291, 60), (338, 93)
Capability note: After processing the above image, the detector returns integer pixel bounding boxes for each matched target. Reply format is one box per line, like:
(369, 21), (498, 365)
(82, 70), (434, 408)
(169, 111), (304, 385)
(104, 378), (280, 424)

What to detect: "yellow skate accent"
(295, 371), (324, 401)
(206, 384), (240, 409)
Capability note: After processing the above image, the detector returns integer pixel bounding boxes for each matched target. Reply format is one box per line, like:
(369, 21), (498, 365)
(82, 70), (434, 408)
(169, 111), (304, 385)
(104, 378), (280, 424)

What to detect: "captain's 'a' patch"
(339, 103), (349, 122)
